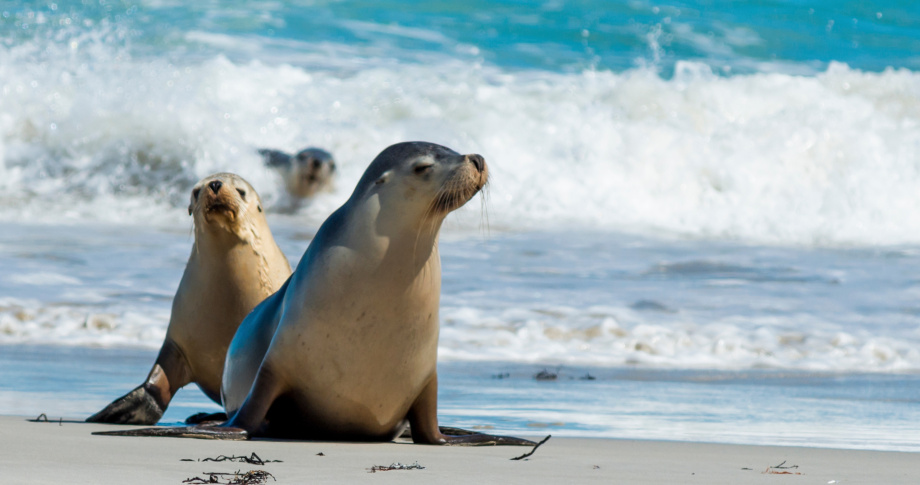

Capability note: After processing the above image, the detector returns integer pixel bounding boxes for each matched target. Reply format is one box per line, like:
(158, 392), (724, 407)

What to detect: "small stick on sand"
(763, 461), (802, 475)
(510, 435), (552, 461)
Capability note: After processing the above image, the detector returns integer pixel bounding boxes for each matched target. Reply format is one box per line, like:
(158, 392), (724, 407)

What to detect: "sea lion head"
(291, 148), (336, 198)
(188, 173), (264, 235)
(354, 142), (488, 225)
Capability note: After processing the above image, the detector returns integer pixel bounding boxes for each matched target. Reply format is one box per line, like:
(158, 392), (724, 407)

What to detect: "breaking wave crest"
(3, 25), (919, 246)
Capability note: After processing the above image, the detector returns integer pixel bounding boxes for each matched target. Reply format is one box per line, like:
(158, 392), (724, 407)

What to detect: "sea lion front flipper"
(92, 424), (248, 440)
(86, 340), (192, 425)
(223, 364), (287, 435)
(85, 382), (164, 425)
(407, 374), (536, 446)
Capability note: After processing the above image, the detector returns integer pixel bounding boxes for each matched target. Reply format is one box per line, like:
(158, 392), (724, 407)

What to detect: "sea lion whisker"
(438, 175), (466, 213)
(431, 169), (468, 214)
(479, 185), (491, 237)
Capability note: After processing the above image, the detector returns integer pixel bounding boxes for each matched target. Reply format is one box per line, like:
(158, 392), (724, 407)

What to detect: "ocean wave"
(0, 298), (167, 348)
(2, 27), (920, 245)
(437, 303), (920, 372)
(3, 297), (918, 373)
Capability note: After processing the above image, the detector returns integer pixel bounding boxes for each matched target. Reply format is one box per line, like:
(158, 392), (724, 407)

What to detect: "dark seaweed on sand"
(367, 462), (426, 473)
(183, 470), (275, 484)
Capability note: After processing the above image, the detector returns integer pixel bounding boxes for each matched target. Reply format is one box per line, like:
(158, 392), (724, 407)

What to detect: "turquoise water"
(6, 0), (920, 73)
(2, 0), (920, 451)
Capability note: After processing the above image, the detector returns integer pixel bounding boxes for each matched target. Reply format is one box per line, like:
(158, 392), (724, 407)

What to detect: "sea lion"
(259, 147), (336, 202)
(97, 142), (534, 446)
(87, 173), (292, 425)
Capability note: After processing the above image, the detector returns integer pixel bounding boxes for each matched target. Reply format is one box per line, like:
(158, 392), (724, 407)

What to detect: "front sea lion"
(87, 173), (292, 425)
(97, 142), (533, 446)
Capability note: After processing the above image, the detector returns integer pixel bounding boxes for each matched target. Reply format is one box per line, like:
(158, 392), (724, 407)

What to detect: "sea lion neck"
(191, 214), (273, 274)
(194, 217), (252, 247)
(335, 193), (444, 267)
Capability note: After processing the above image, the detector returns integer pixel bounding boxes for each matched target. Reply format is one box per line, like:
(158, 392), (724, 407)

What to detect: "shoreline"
(1, 415), (916, 484)
(4, 343), (920, 453)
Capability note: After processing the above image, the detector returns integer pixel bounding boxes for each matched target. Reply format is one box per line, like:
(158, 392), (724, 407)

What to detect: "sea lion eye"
(237, 188), (247, 199)
(192, 188), (201, 200)
(414, 164), (433, 174)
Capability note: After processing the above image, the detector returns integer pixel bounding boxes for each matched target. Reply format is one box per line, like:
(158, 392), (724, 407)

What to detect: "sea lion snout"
(466, 154), (485, 173)
(190, 174), (255, 227)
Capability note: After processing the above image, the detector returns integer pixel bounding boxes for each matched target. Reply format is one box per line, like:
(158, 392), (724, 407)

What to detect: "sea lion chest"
(169, 243), (274, 394)
(269, 239), (442, 433)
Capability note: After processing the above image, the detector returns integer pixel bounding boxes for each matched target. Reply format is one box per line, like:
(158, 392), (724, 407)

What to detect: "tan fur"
(173, 173), (292, 399)
(87, 173), (292, 425)
(220, 143), (488, 441)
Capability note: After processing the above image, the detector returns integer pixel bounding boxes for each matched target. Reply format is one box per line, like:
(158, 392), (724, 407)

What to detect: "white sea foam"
(436, 304), (920, 372)
(7, 272), (82, 286)
(0, 298), (167, 348)
(3, 295), (919, 372)
(2, 30), (920, 246)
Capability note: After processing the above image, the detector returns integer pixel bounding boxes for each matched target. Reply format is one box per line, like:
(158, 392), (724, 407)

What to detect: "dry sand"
(1, 415), (916, 484)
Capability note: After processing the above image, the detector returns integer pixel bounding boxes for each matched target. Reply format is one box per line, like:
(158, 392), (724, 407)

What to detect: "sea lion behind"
(259, 147), (336, 208)
(87, 173), (292, 425)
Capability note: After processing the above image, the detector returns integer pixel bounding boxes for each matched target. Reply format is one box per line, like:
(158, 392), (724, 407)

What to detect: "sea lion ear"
(258, 205), (263, 213)
(375, 171), (390, 185)
(188, 204), (193, 216)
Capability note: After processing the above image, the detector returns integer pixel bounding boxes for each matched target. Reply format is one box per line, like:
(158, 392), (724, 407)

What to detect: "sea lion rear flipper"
(438, 429), (538, 446)
(407, 374), (536, 446)
(185, 411), (229, 424)
(92, 424), (248, 440)
(223, 363), (286, 435)
(398, 425), (476, 439)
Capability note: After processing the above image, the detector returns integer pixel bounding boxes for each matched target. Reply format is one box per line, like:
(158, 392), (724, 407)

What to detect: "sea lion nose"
(209, 180), (223, 193)
(466, 154), (485, 172)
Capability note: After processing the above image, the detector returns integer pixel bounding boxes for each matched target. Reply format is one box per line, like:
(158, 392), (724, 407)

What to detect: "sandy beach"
(3, 2), (920, 484)
(1, 415), (915, 484)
